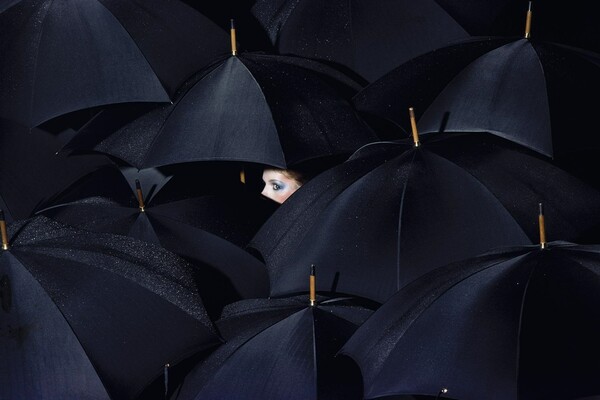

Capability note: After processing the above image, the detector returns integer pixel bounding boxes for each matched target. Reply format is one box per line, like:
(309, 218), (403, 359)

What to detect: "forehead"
(262, 169), (290, 181)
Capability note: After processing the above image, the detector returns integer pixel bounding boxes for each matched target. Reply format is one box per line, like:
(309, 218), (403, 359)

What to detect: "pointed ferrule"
(135, 179), (145, 212)
(0, 219), (8, 251)
(524, 1), (532, 38)
(409, 107), (420, 147)
(230, 19), (238, 56)
(538, 203), (547, 249)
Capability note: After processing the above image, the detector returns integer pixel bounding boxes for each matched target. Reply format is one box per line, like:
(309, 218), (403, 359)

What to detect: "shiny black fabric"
(251, 0), (471, 82)
(340, 242), (600, 400)
(438, 0), (600, 53)
(38, 186), (276, 319)
(353, 37), (514, 138)
(0, 215), (220, 400)
(172, 295), (375, 400)
(249, 133), (600, 304)
(65, 53), (378, 169)
(0, 0), (229, 127)
(252, 0), (600, 83)
(355, 38), (600, 188)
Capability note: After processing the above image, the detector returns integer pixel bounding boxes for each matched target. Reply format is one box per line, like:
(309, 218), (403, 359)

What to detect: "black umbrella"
(0, 0), (229, 127)
(0, 118), (111, 220)
(0, 214), (221, 400)
(340, 226), (600, 399)
(249, 132), (600, 304)
(417, 40), (600, 160)
(354, 26), (600, 186)
(172, 268), (375, 400)
(487, 0), (600, 54)
(37, 170), (277, 319)
(250, 0), (474, 83)
(62, 37), (378, 170)
(352, 36), (515, 139)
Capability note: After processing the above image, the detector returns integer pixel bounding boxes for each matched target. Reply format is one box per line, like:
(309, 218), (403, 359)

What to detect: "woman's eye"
(272, 183), (281, 191)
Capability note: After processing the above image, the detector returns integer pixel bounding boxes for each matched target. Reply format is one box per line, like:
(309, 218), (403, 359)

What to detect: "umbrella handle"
(0, 210), (8, 250)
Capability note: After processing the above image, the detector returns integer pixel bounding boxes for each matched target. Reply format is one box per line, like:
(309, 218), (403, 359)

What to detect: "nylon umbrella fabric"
(0, 0), (229, 128)
(0, 118), (111, 220)
(250, 0), (474, 83)
(252, 0), (600, 83)
(62, 52), (379, 170)
(248, 133), (600, 304)
(352, 37), (514, 139)
(37, 171), (277, 319)
(354, 36), (600, 187)
(431, 0), (600, 52)
(171, 295), (375, 400)
(0, 215), (221, 400)
(340, 241), (600, 400)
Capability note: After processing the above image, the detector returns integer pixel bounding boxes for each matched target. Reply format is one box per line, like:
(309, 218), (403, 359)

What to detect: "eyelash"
(272, 183), (282, 191)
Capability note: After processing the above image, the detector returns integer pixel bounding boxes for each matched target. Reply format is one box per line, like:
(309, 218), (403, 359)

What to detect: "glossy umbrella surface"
(63, 52), (378, 170)
(249, 133), (600, 303)
(0, 0), (229, 127)
(341, 241), (600, 400)
(37, 169), (276, 319)
(354, 37), (600, 187)
(172, 295), (375, 400)
(0, 215), (220, 400)
(251, 0), (473, 82)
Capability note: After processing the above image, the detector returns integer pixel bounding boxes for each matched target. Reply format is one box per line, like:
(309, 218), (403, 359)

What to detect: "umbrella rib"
(514, 252), (541, 390)
(96, 1), (169, 97)
(368, 255), (522, 382)
(137, 93), (195, 168)
(428, 150), (531, 241)
(395, 151), (416, 293)
(236, 57), (287, 164)
(139, 58), (231, 167)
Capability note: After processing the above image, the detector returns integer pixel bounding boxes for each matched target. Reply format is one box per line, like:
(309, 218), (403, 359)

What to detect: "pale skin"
(261, 169), (303, 204)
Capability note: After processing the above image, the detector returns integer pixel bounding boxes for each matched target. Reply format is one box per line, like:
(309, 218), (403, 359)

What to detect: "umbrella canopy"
(252, 0), (600, 83)
(37, 170), (276, 319)
(354, 36), (600, 187)
(172, 294), (375, 400)
(62, 52), (378, 170)
(340, 240), (600, 400)
(0, 214), (220, 400)
(0, 118), (111, 220)
(249, 133), (600, 303)
(486, 0), (600, 54)
(352, 37), (514, 138)
(0, 0), (229, 127)
(250, 0), (475, 83)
